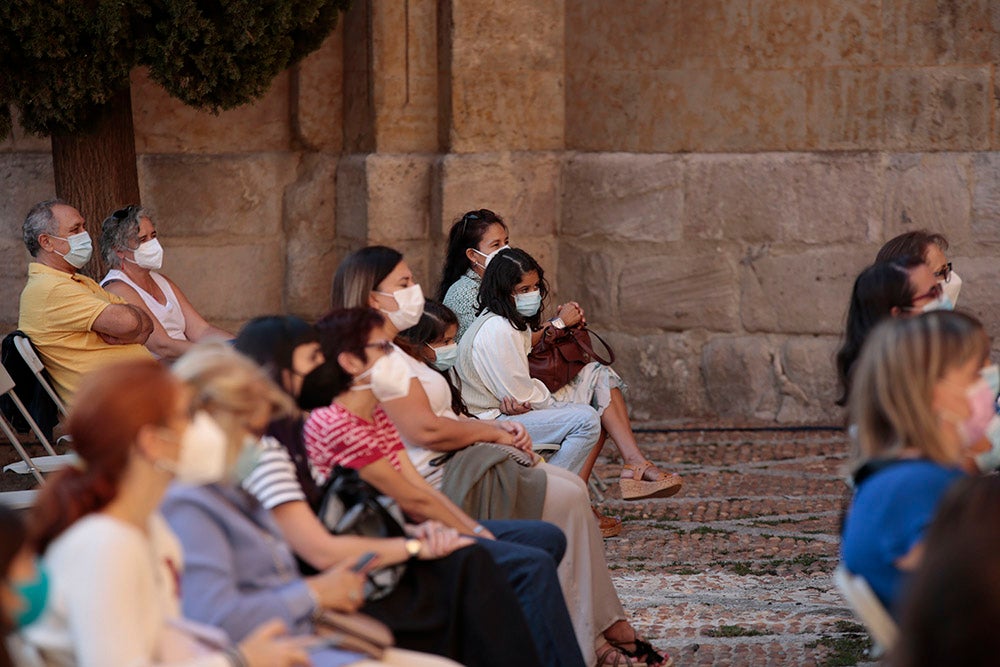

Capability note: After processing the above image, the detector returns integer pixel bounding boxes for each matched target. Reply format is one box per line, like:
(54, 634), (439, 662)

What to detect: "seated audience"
(234, 316), (565, 667)
(840, 312), (989, 616)
(17, 199), (153, 403)
(20, 359), (311, 667)
(894, 475), (1000, 667)
(1, 506), (45, 667)
(876, 230), (960, 307)
(100, 204), (233, 360)
(165, 345), (460, 667)
(456, 248), (682, 501)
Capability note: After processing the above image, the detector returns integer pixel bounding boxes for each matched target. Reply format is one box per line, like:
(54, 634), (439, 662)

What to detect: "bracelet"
(224, 647), (248, 667)
(472, 524), (485, 535)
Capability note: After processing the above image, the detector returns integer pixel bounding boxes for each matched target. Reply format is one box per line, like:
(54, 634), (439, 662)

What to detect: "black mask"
(297, 364), (337, 411)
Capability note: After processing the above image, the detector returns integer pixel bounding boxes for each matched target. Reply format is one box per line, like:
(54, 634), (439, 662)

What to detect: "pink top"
(303, 403), (405, 483)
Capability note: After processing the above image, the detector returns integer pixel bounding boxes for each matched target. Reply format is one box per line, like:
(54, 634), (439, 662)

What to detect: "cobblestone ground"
(594, 429), (881, 667)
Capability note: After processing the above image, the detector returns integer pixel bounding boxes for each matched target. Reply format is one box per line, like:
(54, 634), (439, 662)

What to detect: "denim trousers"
(496, 402), (602, 474)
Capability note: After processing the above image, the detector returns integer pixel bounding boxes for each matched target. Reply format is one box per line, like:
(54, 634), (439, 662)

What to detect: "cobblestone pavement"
(594, 429), (881, 667)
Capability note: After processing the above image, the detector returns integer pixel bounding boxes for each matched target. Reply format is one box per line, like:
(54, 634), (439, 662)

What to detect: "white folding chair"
(0, 363), (76, 483)
(13, 334), (68, 417)
(833, 564), (898, 655)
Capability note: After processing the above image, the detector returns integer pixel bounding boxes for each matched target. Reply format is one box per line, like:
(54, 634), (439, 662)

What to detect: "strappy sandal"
(592, 505), (622, 538)
(619, 461), (683, 500)
(596, 642), (646, 667)
(607, 635), (673, 667)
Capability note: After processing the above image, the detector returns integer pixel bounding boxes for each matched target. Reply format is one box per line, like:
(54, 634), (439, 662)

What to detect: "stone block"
(741, 246), (874, 335)
(0, 240), (28, 326)
(881, 0), (1000, 65)
(284, 153), (338, 242)
(750, 0), (880, 68)
(160, 242), (284, 320)
(285, 239), (346, 319)
(449, 70), (564, 152)
(335, 155), (370, 241)
(558, 242), (616, 322)
(131, 68), (291, 154)
(366, 155), (434, 243)
(437, 152), (562, 238)
(618, 252), (739, 332)
(882, 67), (991, 151)
(884, 153), (971, 244)
(806, 67), (884, 150)
(451, 0), (564, 71)
(565, 68), (642, 152)
(373, 74), (439, 153)
(599, 330), (711, 422)
(139, 153), (298, 240)
(972, 153), (1000, 243)
(562, 153), (683, 242)
(701, 336), (779, 420)
(949, 256), (1000, 337)
(0, 153), (55, 239)
(296, 30), (344, 152)
(685, 153), (881, 244)
(775, 336), (843, 424)
(637, 69), (808, 152)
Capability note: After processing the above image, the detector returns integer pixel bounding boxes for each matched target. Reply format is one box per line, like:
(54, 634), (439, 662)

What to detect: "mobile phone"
(351, 551), (378, 573)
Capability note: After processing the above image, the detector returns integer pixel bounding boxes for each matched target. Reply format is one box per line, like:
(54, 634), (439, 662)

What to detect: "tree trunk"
(51, 84), (141, 281)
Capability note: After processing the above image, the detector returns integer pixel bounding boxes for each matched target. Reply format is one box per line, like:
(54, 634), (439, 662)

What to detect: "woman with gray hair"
(99, 205), (232, 360)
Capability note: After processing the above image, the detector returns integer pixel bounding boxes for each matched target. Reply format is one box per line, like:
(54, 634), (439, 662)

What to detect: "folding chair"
(13, 334), (68, 417)
(0, 363), (76, 483)
(833, 564), (898, 656)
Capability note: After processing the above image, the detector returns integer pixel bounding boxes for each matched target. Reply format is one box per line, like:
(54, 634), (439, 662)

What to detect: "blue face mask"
(514, 291), (541, 317)
(427, 343), (458, 371)
(920, 293), (955, 313)
(981, 363), (1000, 398)
(13, 559), (49, 628)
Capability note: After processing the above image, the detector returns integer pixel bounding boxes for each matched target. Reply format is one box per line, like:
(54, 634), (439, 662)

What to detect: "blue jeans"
(497, 402), (602, 474)
(479, 519), (585, 667)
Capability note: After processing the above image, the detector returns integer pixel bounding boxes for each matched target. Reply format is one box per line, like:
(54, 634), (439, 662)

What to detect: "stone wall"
(3, 1), (1000, 426)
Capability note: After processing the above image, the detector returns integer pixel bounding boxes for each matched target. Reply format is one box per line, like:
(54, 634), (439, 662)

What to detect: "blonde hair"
(171, 343), (295, 453)
(850, 311), (989, 468)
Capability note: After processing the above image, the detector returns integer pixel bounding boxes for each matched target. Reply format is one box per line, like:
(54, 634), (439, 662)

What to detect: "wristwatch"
(404, 538), (422, 559)
(549, 317), (566, 329)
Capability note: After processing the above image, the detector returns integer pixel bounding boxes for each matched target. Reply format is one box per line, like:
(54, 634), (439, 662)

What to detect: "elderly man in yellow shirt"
(18, 199), (154, 403)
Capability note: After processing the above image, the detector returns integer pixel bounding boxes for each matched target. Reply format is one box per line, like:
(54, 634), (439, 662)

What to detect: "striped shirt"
(241, 436), (306, 510)
(303, 403), (405, 484)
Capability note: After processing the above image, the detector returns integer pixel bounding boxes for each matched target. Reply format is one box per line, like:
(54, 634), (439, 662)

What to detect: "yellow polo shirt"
(18, 262), (153, 404)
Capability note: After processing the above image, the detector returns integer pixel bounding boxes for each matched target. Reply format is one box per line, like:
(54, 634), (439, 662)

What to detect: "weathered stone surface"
(295, 30), (344, 152)
(882, 67), (991, 150)
(883, 153), (971, 244)
(774, 336), (843, 424)
(139, 154), (299, 239)
(0, 109), (50, 153)
(618, 252), (739, 332)
(161, 242), (284, 321)
(0, 240), (28, 327)
(599, 330), (711, 422)
(284, 153), (338, 317)
(335, 155), (370, 241)
(131, 68), (291, 154)
(971, 153), (1000, 243)
(750, 0), (880, 68)
(0, 154), (55, 239)
(366, 155), (434, 243)
(701, 336), (778, 420)
(949, 256), (1000, 340)
(685, 153), (881, 244)
(437, 153), (562, 237)
(565, 68), (642, 152)
(558, 242), (617, 321)
(806, 67), (884, 150)
(881, 0), (1000, 65)
(562, 153), (683, 242)
(452, 1), (564, 71)
(740, 246), (875, 335)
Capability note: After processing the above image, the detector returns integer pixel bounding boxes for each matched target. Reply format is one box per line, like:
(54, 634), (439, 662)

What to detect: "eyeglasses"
(933, 262), (953, 283)
(365, 341), (394, 355)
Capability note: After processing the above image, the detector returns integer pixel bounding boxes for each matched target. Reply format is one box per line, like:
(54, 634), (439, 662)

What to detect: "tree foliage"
(0, 0), (350, 139)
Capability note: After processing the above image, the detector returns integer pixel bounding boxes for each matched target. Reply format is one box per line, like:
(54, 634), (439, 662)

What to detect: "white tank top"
(101, 269), (187, 341)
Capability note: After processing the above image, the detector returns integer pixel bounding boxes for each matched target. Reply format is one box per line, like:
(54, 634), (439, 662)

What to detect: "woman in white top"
(20, 359), (312, 667)
(99, 205), (232, 360)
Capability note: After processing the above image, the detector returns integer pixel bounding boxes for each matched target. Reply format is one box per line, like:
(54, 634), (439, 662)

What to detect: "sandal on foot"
(592, 506), (622, 538)
(596, 642), (646, 667)
(619, 461), (683, 500)
(608, 635), (672, 667)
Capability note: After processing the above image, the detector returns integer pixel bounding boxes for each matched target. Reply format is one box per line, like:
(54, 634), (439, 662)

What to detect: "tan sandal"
(619, 461), (682, 500)
(592, 506), (622, 538)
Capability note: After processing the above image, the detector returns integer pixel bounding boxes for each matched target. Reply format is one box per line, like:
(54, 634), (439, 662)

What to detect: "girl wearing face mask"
(840, 311), (990, 617)
(876, 229), (962, 308)
(436, 209), (584, 343)
(100, 205), (233, 361)
(163, 344), (459, 667)
(20, 359), (312, 667)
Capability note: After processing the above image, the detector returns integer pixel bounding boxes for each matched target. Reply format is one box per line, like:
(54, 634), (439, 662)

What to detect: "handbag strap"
(574, 326), (616, 366)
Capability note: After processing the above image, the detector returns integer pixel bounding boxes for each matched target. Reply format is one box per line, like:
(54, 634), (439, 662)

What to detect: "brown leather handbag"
(528, 325), (616, 392)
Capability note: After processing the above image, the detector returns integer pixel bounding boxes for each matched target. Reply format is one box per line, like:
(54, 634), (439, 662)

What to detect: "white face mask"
(351, 351), (412, 402)
(51, 231), (93, 269)
(157, 411), (229, 485)
(127, 238), (164, 270)
(472, 245), (510, 270)
(427, 342), (458, 371)
(375, 284), (425, 331)
(941, 271), (962, 308)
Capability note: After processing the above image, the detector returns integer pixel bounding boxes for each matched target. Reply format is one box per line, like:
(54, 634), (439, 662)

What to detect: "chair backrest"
(12, 333), (67, 416)
(833, 565), (899, 651)
(0, 362), (14, 395)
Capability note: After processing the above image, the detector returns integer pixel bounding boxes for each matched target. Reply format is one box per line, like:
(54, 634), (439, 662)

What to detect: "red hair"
(31, 360), (180, 553)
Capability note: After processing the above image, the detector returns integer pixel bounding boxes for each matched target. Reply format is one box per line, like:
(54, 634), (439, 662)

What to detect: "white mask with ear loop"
(472, 245), (510, 270)
(375, 284), (425, 331)
(351, 352), (412, 402)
